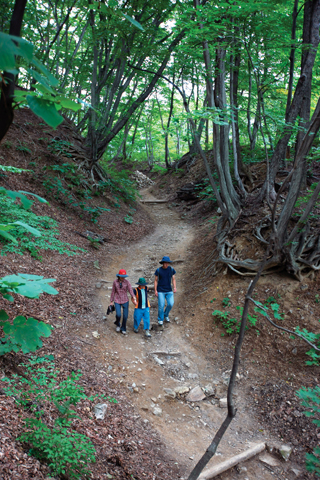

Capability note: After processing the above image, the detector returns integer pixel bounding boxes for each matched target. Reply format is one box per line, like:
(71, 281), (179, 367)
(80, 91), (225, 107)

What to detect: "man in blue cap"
(154, 256), (176, 329)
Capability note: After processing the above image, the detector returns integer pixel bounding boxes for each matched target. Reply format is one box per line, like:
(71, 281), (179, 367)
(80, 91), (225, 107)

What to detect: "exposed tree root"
(211, 213), (320, 281)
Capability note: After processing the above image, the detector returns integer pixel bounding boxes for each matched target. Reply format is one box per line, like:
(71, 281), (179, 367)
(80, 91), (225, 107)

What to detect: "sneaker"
(164, 317), (170, 323)
(158, 321), (163, 325)
(134, 328), (139, 333)
(121, 330), (127, 335)
(116, 326), (121, 332)
(144, 330), (151, 338)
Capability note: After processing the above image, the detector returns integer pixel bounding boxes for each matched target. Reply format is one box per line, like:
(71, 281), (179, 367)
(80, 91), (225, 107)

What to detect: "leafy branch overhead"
(0, 31), (81, 132)
(0, 274), (58, 355)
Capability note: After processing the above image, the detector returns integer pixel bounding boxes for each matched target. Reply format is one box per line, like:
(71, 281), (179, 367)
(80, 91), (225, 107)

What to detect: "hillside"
(0, 110), (319, 480)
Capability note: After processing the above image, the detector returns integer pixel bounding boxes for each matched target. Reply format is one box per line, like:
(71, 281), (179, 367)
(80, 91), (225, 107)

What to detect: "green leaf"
(0, 33), (33, 71)
(14, 90), (37, 99)
(0, 33), (20, 71)
(12, 35), (34, 61)
(0, 229), (18, 243)
(16, 273), (44, 280)
(11, 221), (41, 237)
(2, 294), (14, 301)
(26, 96), (63, 129)
(6, 190), (33, 209)
(30, 57), (59, 87)
(2, 316), (52, 354)
(18, 191), (48, 204)
(0, 310), (9, 321)
(122, 13), (144, 31)
(27, 68), (55, 94)
(1, 274), (58, 298)
(55, 96), (81, 112)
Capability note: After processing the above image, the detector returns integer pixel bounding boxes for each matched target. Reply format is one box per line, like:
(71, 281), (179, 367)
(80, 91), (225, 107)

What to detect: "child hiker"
(132, 277), (151, 338)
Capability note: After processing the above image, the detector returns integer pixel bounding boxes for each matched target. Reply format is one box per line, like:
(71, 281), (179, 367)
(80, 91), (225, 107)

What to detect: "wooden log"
(198, 443), (266, 480)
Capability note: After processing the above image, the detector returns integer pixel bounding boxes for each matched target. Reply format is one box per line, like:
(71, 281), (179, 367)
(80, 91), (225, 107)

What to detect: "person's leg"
(157, 292), (165, 324)
(114, 303), (121, 331)
(121, 301), (129, 332)
(134, 308), (143, 331)
(142, 308), (150, 331)
(164, 292), (174, 319)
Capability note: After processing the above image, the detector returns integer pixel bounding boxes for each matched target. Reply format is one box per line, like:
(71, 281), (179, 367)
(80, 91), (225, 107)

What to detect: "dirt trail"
(82, 190), (285, 480)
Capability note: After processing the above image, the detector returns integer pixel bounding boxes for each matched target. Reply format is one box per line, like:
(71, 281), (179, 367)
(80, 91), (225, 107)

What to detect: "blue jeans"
(134, 308), (150, 330)
(157, 292), (174, 323)
(114, 302), (129, 332)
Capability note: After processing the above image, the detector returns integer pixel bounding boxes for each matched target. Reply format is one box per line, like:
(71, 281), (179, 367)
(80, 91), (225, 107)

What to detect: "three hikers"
(109, 256), (176, 335)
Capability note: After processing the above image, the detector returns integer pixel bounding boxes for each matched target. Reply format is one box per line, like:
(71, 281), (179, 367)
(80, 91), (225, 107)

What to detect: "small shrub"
(294, 324), (320, 365)
(296, 386), (320, 475)
(212, 310), (238, 336)
(222, 297), (231, 307)
(47, 139), (73, 157)
(20, 419), (96, 479)
(212, 307), (258, 336)
(2, 356), (117, 479)
(124, 214), (133, 224)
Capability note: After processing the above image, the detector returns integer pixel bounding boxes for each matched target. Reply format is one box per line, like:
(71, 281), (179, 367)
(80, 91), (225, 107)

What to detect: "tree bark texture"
(0, 0), (27, 143)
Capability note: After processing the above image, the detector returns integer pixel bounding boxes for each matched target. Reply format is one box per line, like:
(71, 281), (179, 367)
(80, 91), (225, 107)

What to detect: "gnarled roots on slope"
(207, 216), (320, 282)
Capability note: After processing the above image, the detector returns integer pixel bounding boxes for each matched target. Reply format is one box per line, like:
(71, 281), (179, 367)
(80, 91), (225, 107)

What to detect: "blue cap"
(159, 256), (172, 264)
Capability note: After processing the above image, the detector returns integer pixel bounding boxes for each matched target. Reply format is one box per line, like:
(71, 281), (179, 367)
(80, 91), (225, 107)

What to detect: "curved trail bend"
(88, 189), (275, 479)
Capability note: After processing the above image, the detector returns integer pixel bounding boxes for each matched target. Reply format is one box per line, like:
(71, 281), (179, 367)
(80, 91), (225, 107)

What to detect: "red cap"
(118, 269), (127, 276)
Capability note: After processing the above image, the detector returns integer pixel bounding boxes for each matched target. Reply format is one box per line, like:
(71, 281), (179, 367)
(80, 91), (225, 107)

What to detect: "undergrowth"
(1, 355), (117, 479)
(97, 168), (138, 204)
(0, 196), (85, 258)
(42, 164), (110, 224)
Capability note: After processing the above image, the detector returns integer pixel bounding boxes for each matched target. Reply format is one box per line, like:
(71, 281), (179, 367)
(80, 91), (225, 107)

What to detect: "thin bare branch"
(248, 297), (320, 351)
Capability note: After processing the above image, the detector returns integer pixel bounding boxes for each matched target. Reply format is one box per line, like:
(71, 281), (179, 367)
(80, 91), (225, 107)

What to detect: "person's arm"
(110, 281), (116, 305)
(154, 275), (158, 297)
(127, 281), (137, 304)
(172, 274), (176, 293)
(131, 288), (137, 305)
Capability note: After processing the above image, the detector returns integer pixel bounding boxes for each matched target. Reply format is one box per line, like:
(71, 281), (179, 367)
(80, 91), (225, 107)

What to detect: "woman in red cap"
(109, 270), (136, 334)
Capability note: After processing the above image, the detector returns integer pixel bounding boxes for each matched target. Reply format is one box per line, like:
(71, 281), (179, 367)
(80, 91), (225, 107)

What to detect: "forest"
(0, 0), (320, 479)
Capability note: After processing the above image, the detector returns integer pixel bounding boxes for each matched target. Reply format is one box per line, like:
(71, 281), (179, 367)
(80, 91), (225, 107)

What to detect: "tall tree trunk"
(246, 60), (260, 152)
(88, 6), (98, 167)
(189, 94), (208, 155)
(193, 0), (241, 224)
(285, 0), (299, 122)
(277, 97), (320, 245)
(165, 73), (175, 168)
(260, 0), (320, 201)
(215, 46), (241, 219)
(295, 0), (314, 187)
(0, 0), (27, 143)
(230, 25), (246, 197)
